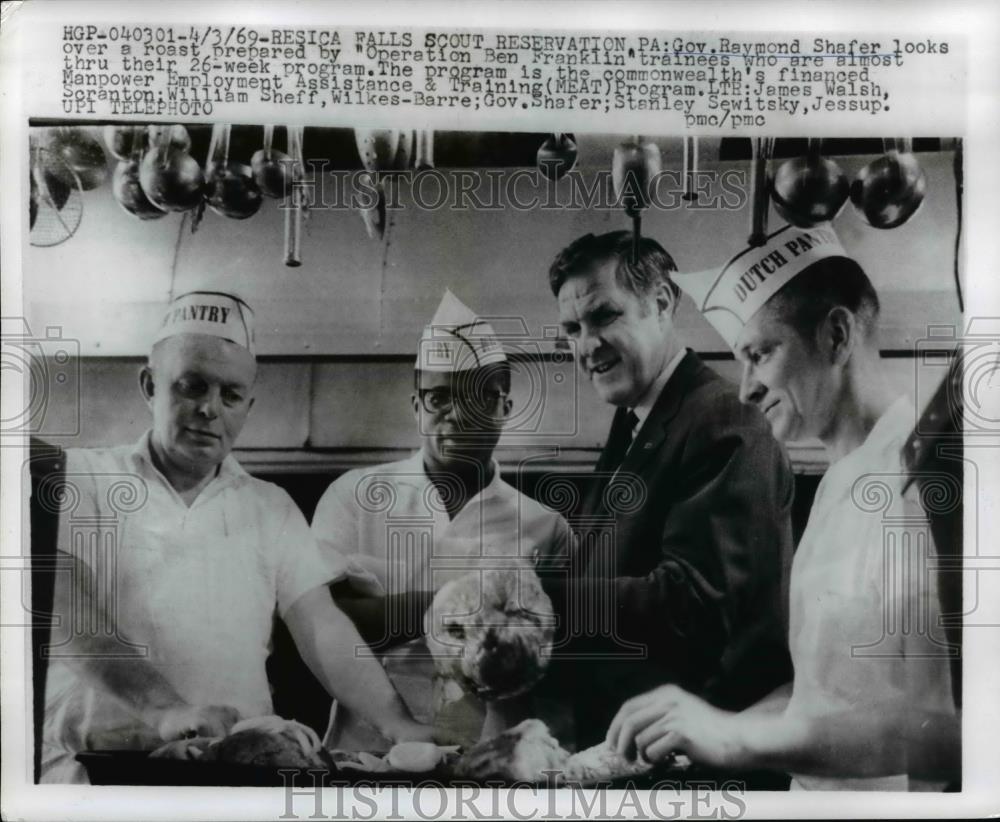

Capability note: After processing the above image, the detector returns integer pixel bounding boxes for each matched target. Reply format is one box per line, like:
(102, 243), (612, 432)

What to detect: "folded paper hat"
(418, 290), (507, 373)
(673, 223), (850, 349)
(154, 291), (255, 355)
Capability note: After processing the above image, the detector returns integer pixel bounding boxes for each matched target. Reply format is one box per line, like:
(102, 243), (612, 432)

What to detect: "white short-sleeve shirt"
(787, 397), (956, 790)
(41, 433), (343, 782)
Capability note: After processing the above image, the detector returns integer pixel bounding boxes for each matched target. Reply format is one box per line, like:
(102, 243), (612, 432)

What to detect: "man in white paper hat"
(41, 291), (432, 782)
(312, 290), (571, 749)
(540, 230), (794, 754)
(608, 224), (957, 790)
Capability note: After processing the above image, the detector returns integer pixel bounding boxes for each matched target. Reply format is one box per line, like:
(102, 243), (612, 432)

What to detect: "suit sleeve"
(542, 389), (793, 686)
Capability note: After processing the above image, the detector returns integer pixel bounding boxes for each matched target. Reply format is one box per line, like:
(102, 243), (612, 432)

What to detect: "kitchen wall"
(29, 354), (949, 475)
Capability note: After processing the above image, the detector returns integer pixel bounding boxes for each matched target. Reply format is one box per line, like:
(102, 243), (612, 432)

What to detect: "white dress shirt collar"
(632, 347), (688, 431)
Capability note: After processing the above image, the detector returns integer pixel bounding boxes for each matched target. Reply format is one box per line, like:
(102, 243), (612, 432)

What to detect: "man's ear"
(139, 366), (155, 407)
(823, 306), (856, 365)
(653, 280), (676, 318)
(410, 393), (420, 419)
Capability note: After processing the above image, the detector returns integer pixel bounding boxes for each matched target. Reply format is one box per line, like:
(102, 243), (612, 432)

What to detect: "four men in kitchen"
(39, 227), (957, 789)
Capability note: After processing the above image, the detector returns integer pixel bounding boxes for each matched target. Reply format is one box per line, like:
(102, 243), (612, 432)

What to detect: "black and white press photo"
(2, 3), (998, 821)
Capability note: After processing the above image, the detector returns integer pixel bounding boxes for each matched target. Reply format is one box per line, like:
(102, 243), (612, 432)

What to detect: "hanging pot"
(251, 125), (295, 199)
(29, 144), (72, 212)
(104, 125), (139, 161)
(45, 127), (109, 191)
(850, 138), (927, 229)
(112, 127), (167, 220)
(537, 133), (578, 181)
(771, 138), (849, 226)
(147, 124), (193, 154)
(205, 124), (263, 219)
(140, 149), (205, 212)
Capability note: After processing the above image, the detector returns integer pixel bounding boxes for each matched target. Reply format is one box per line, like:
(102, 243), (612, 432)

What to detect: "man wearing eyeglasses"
(311, 290), (571, 750)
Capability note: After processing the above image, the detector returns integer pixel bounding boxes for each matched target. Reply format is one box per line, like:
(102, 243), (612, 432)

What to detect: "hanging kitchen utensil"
(355, 129), (400, 173)
(104, 125), (139, 161)
(771, 138), (849, 227)
(612, 136), (661, 263)
(952, 138), (964, 312)
(140, 125), (205, 212)
(147, 124), (192, 154)
(682, 136), (698, 202)
(29, 167), (37, 229)
(747, 137), (774, 247)
(354, 128), (398, 241)
(30, 139), (72, 214)
(394, 129), (416, 170)
(284, 125), (305, 267)
(45, 126), (109, 191)
(415, 130), (435, 170)
(112, 126), (167, 221)
(29, 142), (84, 247)
(537, 133), (578, 182)
(205, 124), (263, 220)
(251, 125), (295, 199)
(356, 171), (386, 240)
(850, 137), (927, 229)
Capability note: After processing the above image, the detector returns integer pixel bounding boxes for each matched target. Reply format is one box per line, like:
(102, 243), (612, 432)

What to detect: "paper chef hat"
(153, 291), (256, 355)
(417, 290), (507, 373)
(673, 223), (852, 349)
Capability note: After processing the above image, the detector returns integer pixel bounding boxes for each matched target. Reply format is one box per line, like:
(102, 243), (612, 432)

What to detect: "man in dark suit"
(538, 231), (794, 747)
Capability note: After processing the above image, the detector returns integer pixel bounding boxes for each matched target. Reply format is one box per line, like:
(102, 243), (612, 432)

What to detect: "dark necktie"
(604, 408), (640, 474)
(626, 409), (640, 439)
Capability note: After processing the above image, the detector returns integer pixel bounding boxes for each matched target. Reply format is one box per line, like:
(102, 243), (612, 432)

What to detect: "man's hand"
(153, 704), (241, 742)
(606, 684), (742, 769)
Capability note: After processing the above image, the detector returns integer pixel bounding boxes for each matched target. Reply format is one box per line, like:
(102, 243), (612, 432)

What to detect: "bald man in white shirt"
(42, 292), (431, 782)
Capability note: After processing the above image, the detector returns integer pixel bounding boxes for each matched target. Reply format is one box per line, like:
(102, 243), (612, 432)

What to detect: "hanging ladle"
(283, 125), (305, 266)
(747, 137), (775, 246)
(682, 136), (698, 202)
(612, 135), (662, 263)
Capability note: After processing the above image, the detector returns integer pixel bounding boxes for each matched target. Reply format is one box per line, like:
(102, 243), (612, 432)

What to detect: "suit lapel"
(619, 350), (707, 478)
(594, 407), (634, 473)
(583, 351), (713, 521)
(577, 351), (717, 574)
(583, 407), (632, 517)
